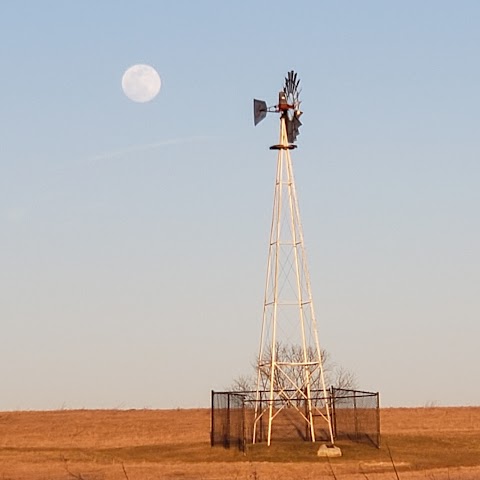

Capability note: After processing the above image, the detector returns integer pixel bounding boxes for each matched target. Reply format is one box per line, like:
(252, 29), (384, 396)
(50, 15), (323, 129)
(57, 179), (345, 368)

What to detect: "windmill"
(252, 71), (334, 446)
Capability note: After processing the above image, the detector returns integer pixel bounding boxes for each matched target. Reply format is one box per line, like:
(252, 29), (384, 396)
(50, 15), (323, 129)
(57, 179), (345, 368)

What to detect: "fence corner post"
(210, 390), (215, 447)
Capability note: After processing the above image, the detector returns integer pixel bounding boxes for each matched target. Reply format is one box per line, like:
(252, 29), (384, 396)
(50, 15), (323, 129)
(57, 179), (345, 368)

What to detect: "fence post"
(226, 393), (231, 448)
(330, 386), (337, 441)
(376, 392), (381, 448)
(242, 396), (246, 454)
(259, 397), (263, 443)
(304, 388), (310, 441)
(353, 390), (359, 440)
(211, 390), (215, 446)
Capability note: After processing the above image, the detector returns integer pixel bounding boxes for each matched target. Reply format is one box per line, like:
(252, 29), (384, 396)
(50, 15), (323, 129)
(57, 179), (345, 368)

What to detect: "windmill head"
(253, 70), (303, 144)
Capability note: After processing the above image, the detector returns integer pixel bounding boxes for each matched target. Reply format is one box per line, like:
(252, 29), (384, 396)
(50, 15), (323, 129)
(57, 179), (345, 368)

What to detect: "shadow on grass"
(1, 432), (479, 473)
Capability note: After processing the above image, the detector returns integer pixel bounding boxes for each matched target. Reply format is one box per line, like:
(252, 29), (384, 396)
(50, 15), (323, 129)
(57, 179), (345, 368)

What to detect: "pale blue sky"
(1, 1), (479, 410)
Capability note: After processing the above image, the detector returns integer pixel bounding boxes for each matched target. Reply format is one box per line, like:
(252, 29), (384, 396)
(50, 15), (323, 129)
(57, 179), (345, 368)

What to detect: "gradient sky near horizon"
(1, 1), (479, 410)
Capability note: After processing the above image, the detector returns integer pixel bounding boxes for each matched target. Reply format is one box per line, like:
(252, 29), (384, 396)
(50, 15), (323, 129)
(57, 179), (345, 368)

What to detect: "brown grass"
(0, 407), (479, 479)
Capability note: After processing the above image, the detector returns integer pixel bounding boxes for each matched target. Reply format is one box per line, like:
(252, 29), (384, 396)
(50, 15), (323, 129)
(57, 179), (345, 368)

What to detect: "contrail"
(87, 135), (212, 163)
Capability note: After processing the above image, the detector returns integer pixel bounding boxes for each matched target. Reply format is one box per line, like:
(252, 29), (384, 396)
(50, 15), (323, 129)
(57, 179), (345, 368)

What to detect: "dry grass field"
(0, 407), (479, 479)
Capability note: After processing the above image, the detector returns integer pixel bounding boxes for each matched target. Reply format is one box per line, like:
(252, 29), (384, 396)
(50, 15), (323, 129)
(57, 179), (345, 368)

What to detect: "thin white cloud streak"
(87, 136), (213, 163)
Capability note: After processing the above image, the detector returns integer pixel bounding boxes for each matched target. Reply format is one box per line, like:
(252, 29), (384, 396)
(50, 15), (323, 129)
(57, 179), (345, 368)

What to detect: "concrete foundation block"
(317, 444), (342, 457)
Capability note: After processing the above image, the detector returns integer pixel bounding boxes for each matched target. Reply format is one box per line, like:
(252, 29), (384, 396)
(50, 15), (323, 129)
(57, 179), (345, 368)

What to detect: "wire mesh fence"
(210, 391), (246, 450)
(211, 387), (380, 451)
(331, 387), (380, 448)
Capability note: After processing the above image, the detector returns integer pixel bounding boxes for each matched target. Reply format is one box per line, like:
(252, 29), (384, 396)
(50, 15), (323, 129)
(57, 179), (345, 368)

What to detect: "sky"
(1, 1), (479, 410)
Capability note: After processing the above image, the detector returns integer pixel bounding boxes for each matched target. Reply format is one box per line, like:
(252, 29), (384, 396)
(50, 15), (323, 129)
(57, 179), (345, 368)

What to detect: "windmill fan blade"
(285, 118), (292, 143)
(284, 73), (290, 94)
(286, 118), (295, 144)
(284, 70), (300, 100)
(293, 114), (302, 134)
(286, 114), (302, 143)
(253, 99), (267, 126)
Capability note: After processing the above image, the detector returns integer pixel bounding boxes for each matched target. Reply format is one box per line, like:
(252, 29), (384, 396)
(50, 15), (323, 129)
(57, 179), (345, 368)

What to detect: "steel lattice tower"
(252, 72), (334, 446)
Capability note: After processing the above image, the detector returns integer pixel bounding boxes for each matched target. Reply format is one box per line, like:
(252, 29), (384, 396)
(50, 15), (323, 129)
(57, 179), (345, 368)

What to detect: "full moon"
(121, 64), (161, 103)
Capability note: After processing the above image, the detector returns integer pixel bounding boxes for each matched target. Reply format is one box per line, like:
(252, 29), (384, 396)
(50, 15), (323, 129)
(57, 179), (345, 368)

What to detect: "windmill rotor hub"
(278, 91), (294, 111)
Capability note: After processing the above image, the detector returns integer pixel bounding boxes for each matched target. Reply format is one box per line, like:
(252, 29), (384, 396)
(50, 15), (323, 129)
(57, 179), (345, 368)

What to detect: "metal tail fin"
(254, 99), (267, 126)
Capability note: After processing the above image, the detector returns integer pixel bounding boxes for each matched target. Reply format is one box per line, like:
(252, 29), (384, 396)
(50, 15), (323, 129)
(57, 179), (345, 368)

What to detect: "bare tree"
(229, 344), (357, 396)
(230, 374), (255, 392)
